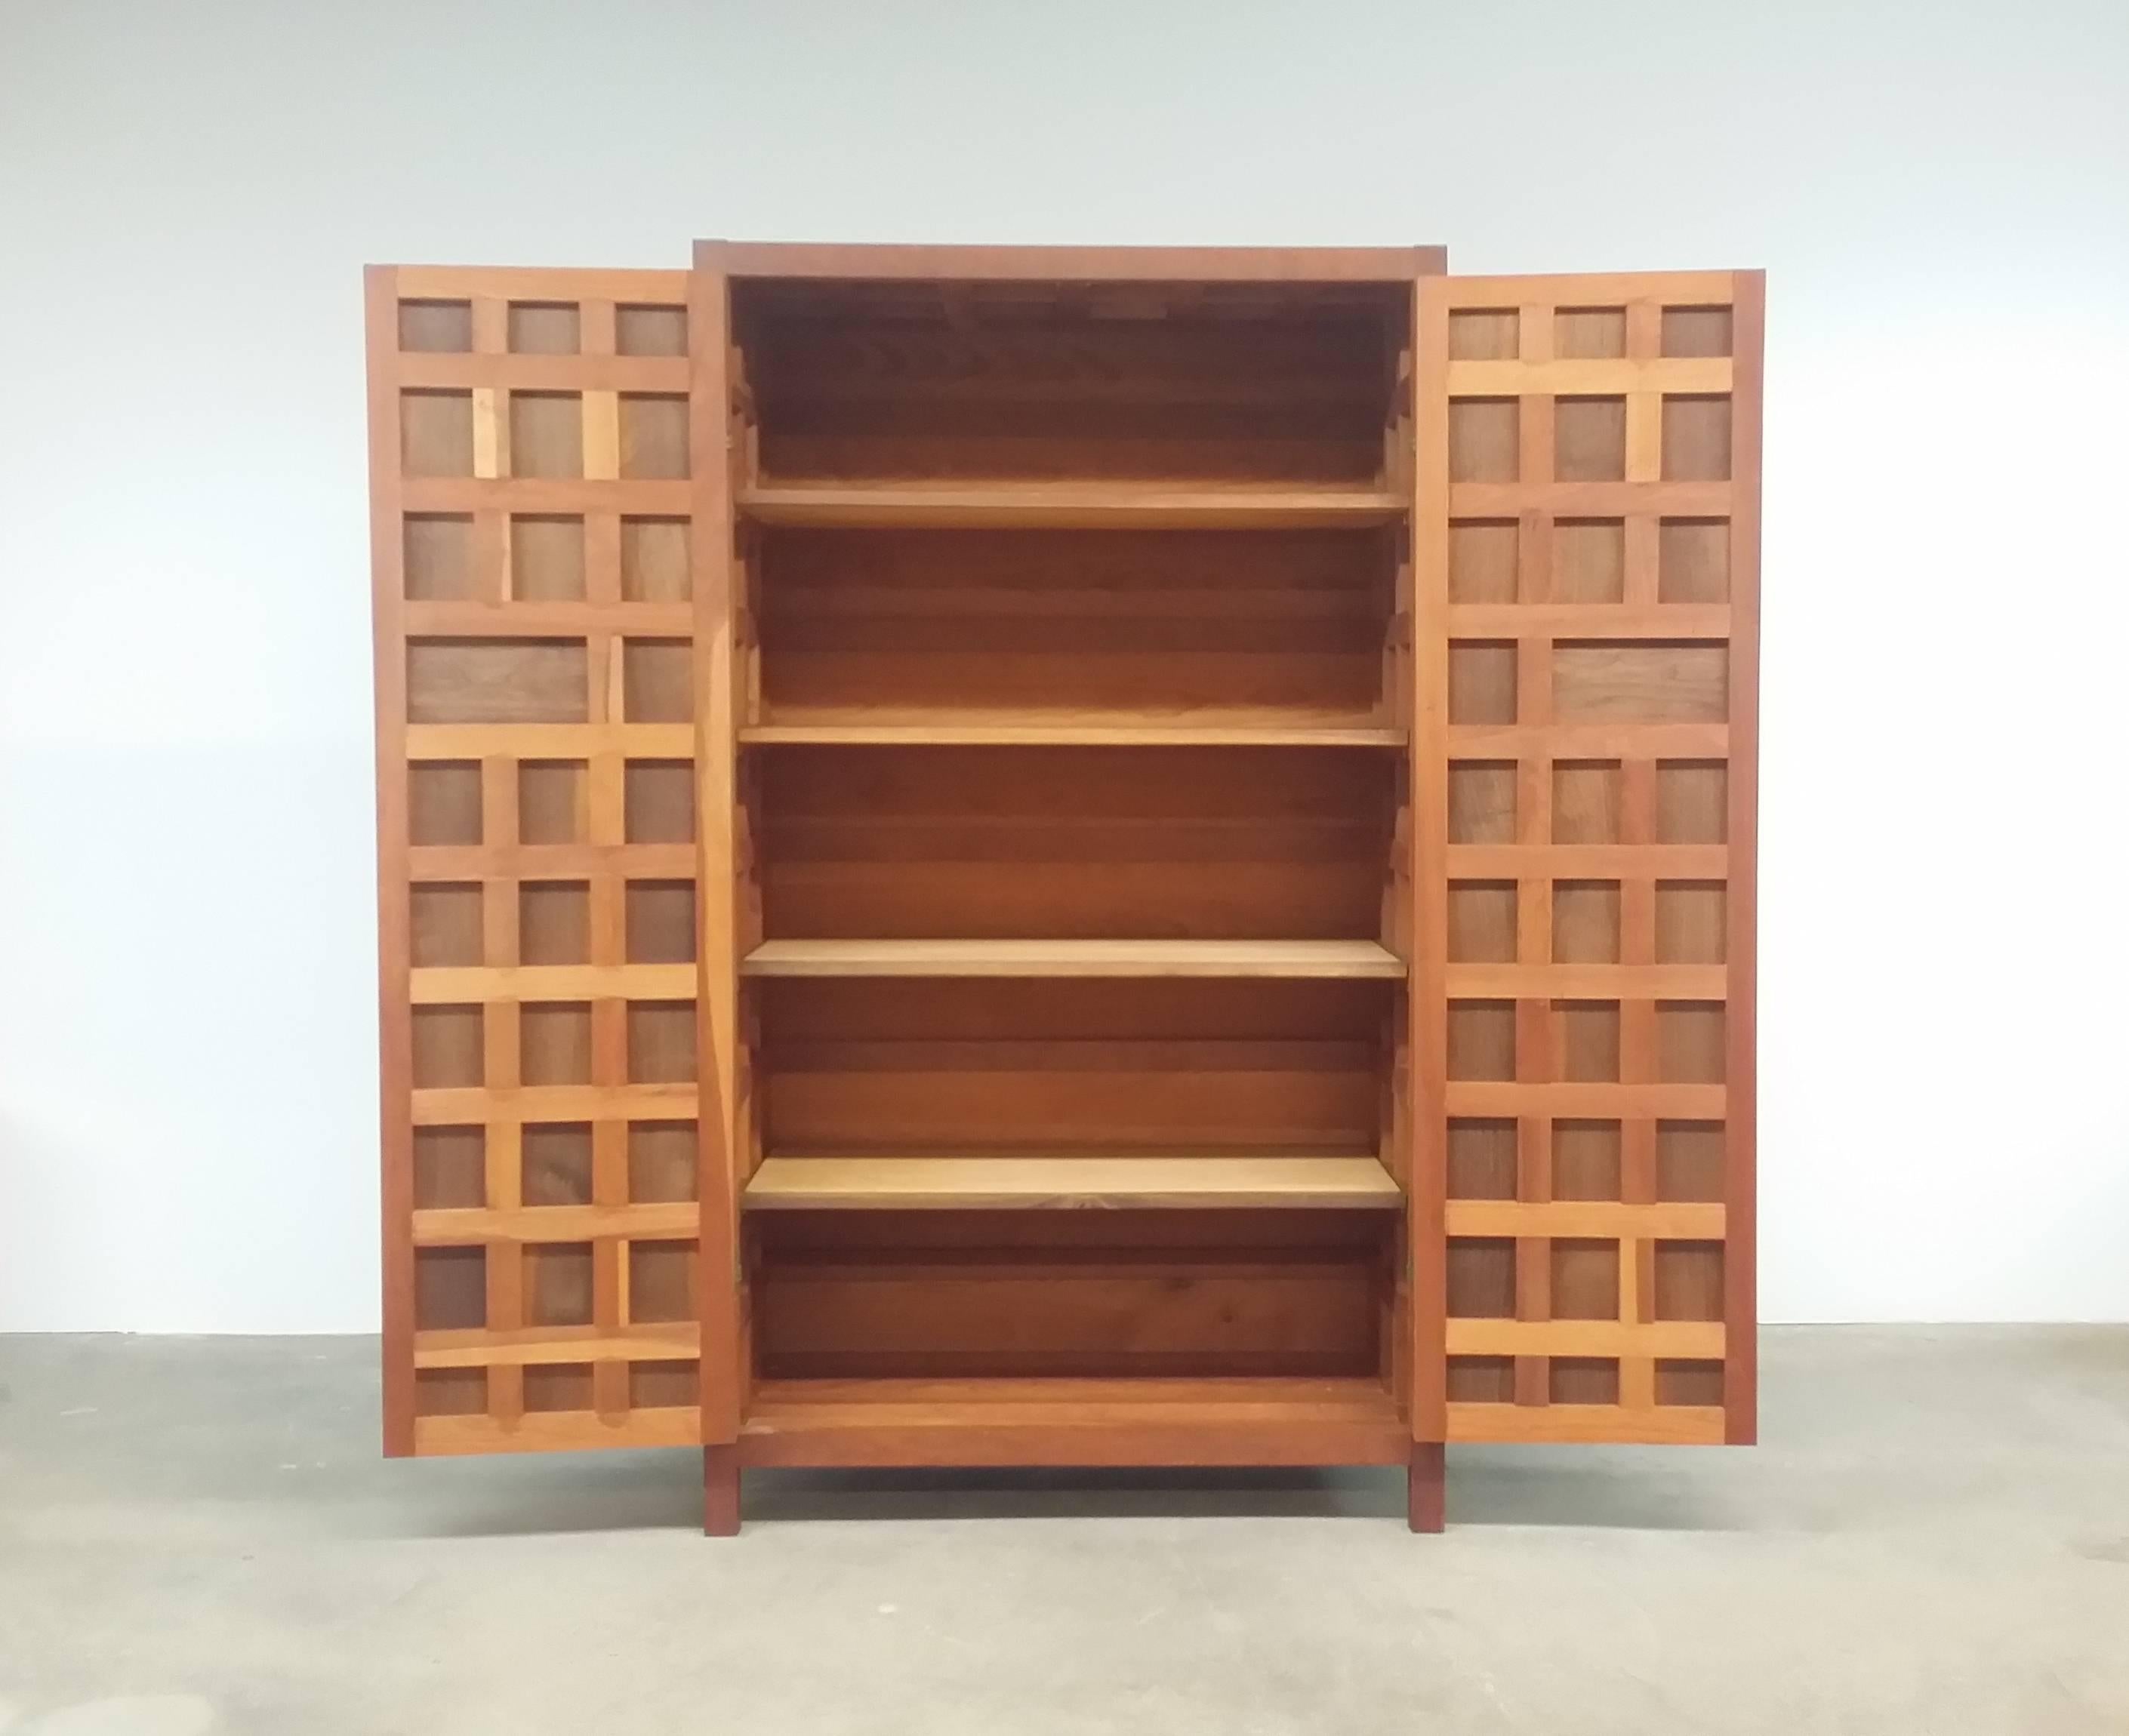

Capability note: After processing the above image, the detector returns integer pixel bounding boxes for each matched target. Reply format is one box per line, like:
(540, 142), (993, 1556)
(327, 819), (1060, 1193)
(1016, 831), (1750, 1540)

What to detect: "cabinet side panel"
(369, 267), (416, 1456)
(691, 253), (747, 1445)
(1723, 272), (1764, 1445)
(1418, 269), (1760, 1448)
(1409, 285), (1451, 1445)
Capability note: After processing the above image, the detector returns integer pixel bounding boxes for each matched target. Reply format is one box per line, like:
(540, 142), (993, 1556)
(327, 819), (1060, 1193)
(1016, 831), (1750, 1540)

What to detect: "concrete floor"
(0, 1330), (2125, 1734)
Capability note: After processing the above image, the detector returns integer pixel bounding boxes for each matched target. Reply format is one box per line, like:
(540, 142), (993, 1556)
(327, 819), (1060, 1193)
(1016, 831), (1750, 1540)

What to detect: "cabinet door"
(367, 264), (713, 1457)
(1410, 272), (1761, 1445)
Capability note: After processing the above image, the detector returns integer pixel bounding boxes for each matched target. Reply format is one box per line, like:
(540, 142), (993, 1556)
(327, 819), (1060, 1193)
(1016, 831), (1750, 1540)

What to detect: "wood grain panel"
(406, 640), (587, 724)
(738, 279), (1409, 486)
(756, 526), (1394, 727)
(752, 1209), (1394, 1380)
(757, 977), (1388, 1157)
(753, 744), (1395, 943)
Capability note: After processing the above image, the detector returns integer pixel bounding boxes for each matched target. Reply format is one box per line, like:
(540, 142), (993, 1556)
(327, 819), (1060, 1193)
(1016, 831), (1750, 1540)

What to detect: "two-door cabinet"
(367, 242), (1761, 1531)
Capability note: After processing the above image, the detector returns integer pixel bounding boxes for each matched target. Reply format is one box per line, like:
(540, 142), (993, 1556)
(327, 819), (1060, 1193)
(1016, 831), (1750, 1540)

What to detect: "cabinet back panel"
(759, 977), (1389, 1156)
(757, 527), (1393, 722)
(754, 1208), (1391, 1379)
(756, 745), (1394, 940)
(737, 280), (1405, 484)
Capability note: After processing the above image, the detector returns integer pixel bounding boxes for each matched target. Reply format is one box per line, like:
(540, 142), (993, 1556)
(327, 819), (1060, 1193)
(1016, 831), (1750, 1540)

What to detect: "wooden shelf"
(738, 479), (1409, 530)
(745, 1154), (1402, 1211)
(740, 1376), (1408, 1467)
(741, 715), (1405, 749)
(738, 938), (1407, 980)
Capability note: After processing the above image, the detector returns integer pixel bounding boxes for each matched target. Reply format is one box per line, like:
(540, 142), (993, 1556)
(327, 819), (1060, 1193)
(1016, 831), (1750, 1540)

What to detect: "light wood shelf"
(744, 1154), (1403, 1211)
(738, 937), (1408, 980)
(738, 479), (1409, 529)
(740, 1376), (1408, 1467)
(741, 715), (1406, 749)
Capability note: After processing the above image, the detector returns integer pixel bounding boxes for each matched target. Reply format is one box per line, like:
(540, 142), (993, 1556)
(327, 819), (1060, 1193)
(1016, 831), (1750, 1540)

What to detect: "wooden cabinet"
(367, 244), (1761, 1531)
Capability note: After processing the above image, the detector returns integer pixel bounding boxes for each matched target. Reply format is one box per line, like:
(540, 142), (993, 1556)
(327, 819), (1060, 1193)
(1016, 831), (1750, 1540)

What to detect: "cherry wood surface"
(370, 242), (1758, 1530)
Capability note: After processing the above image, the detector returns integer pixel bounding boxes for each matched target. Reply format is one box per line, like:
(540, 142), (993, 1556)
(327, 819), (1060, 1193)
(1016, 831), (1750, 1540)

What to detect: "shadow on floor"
(405, 1449), (1745, 1537)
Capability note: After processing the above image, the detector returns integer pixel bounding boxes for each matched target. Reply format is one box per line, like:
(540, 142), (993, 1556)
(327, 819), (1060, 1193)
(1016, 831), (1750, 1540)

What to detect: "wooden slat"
(1449, 482), (1731, 517)
(740, 938), (1408, 980)
(1431, 270), (1739, 307)
(1446, 1082), (1726, 1118)
(738, 481), (1409, 531)
(412, 1323), (701, 1368)
(1443, 963), (1726, 999)
(583, 390), (621, 483)
(405, 723), (693, 759)
(470, 387), (502, 479)
(1445, 357), (1731, 396)
(394, 264), (687, 301)
(414, 1407), (702, 1456)
(1446, 844), (1727, 879)
(409, 1083), (698, 1124)
(1447, 605), (1729, 640)
(407, 962), (695, 1003)
(1445, 1319), (1724, 1358)
(744, 1155), (1402, 1211)
(402, 478), (692, 515)
(411, 1202), (700, 1244)
(408, 843), (695, 881)
(1444, 1200), (1724, 1238)
(405, 602), (693, 638)
(1447, 723), (1729, 758)
(394, 353), (690, 392)
(1446, 1402), (1727, 1445)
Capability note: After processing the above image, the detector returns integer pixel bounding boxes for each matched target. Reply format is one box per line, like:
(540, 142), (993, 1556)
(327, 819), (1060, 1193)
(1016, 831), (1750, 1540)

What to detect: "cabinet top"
(695, 239), (1447, 282)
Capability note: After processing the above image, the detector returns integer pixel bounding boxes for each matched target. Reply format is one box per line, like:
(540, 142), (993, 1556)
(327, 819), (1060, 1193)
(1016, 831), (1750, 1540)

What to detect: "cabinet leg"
(1407, 1442), (1446, 1533)
(704, 1443), (741, 1536)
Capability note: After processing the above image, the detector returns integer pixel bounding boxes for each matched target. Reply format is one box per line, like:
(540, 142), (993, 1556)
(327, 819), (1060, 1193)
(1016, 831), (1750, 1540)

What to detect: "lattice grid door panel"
(1413, 272), (1761, 1447)
(368, 266), (707, 1456)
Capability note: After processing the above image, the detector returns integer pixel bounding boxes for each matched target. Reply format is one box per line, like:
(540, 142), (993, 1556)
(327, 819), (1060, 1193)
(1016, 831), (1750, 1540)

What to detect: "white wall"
(2, 0), (2125, 1332)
